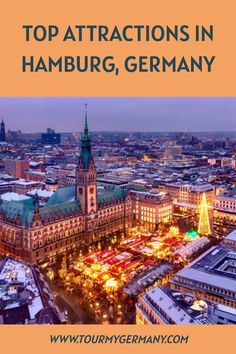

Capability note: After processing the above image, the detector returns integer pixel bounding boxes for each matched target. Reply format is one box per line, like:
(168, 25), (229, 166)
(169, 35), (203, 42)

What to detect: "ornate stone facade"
(0, 114), (132, 264)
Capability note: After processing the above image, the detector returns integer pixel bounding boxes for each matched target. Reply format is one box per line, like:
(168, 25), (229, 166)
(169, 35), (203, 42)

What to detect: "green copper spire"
(79, 104), (94, 169)
(84, 103), (88, 135)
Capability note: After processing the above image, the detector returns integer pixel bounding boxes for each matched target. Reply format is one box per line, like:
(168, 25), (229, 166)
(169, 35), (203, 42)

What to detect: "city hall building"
(0, 115), (133, 264)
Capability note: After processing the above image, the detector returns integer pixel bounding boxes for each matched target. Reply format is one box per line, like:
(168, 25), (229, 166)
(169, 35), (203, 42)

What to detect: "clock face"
(90, 187), (94, 193)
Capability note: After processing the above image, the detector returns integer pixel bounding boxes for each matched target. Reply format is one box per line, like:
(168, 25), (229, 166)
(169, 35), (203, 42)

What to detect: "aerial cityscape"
(0, 98), (236, 325)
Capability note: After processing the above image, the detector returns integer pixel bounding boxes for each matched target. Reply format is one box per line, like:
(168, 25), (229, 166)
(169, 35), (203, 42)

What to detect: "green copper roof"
(0, 199), (34, 226)
(97, 188), (127, 206)
(43, 185), (80, 220)
(46, 185), (76, 206)
(47, 185), (127, 208)
(129, 185), (146, 192)
(0, 184), (128, 226)
(40, 200), (80, 221)
(0, 186), (81, 226)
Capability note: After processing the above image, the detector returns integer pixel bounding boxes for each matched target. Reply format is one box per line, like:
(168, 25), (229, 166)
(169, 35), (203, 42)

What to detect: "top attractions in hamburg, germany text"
(21, 24), (216, 74)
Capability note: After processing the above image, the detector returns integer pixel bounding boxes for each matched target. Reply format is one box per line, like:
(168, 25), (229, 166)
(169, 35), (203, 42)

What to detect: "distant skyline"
(0, 97), (235, 133)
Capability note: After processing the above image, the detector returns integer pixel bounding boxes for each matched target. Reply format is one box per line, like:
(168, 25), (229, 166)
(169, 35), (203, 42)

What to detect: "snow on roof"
(14, 179), (40, 186)
(176, 267), (236, 293)
(1, 259), (32, 285)
(28, 295), (44, 319)
(145, 287), (194, 324)
(0, 259), (44, 319)
(191, 184), (213, 192)
(224, 230), (236, 242)
(1, 192), (31, 202)
(26, 170), (45, 176)
(174, 201), (197, 209)
(216, 304), (236, 316)
(27, 189), (53, 198)
(214, 191), (236, 201)
(132, 179), (148, 184)
(174, 237), (209, 257)
(29, 162), (40, 166)
(163, 182), (213, 192)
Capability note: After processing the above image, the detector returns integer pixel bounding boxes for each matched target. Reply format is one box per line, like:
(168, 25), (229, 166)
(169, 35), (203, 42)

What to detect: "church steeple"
(76, 105), (97, 216)
(79, 104), (94, 170)
(84, 103), (88, 134)
(0, 118), (6, 142)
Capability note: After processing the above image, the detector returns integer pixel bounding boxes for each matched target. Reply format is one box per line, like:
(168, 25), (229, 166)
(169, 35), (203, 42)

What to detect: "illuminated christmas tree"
(198, 192), (211, 236)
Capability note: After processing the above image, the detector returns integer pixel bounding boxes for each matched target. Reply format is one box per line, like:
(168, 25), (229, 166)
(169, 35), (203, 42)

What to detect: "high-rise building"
(4, 158), (29, 178)
(0, 119), (6, 142)
(41, 128), (61, 145)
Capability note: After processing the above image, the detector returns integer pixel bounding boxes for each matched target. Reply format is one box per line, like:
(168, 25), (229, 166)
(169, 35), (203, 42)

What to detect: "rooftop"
(14, 179), (41, 186)
(171, 241), (236, 297)
(27, 189), (54, 199)
(224, 230), (236, 242)
(0, 184), (128, 226)
(123, 262), (173, 297)
(214, 190), (236, 201)
(0, 258), (61, 324)
(161, 181), (213, 192)
(1, 192), (31, 202)
(130, 189), (171, 203)
(137, 286), (213, 324)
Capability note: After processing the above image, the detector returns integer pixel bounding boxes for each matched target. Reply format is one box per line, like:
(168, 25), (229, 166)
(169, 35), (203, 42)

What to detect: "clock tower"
(76, 105), (97, 216)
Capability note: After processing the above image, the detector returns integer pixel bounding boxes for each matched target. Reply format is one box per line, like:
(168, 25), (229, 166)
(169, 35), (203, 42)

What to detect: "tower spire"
(84, 103), (88, 134)
(78, 103), (93, 170)
(76, 104), (97, 216)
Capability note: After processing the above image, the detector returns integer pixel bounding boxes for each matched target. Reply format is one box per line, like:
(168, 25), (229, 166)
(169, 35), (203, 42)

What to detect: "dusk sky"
(0, 97), (235, 133)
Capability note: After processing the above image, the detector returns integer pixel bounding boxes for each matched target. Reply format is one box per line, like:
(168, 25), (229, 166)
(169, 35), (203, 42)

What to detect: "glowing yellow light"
(91, 264), (101, 271)
(169, 226), (179, 236)
(141, 155), (151, 161)
(198, 192), (212, 236)
(47, 269), (54, 280)
(105, 278), (118, 291)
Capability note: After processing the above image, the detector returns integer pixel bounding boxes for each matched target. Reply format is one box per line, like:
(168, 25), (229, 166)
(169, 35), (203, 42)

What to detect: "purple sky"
(0, 97), (235, 133)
